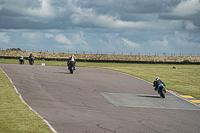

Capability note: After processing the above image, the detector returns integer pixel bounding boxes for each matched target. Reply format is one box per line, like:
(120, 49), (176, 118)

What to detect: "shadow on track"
(137, 94), (161, 98)
(54, 72), (71, 74)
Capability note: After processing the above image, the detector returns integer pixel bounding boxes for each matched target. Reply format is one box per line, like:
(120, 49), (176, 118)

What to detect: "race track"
(0, 64), (200, 133)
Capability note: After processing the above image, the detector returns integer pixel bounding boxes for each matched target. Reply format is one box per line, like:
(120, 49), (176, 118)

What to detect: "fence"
(1, 55), (200, 65)
(1, 48), (200, 63)
(1, 48), (199, 56)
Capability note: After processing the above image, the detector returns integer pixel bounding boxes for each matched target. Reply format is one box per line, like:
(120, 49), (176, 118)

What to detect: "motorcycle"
(157, 84), (166, 98)
(29, 57), (34, 65)
(68, 61), (75, 74)
(19, 60), (24, 64)
(19, 57), (24, 64)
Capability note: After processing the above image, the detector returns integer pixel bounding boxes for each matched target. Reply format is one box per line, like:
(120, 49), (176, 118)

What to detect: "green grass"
(0, 67), (53, 133)
(0, 59), (200, 132)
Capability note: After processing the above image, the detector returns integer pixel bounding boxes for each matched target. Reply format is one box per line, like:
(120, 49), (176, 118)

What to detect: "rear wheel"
(160, 89), (165, 98)
(20, 61), (24, 64)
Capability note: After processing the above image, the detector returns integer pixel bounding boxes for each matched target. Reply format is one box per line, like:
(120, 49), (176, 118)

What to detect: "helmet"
(71, 54), (74, 57)
(156, 77), (160, 80)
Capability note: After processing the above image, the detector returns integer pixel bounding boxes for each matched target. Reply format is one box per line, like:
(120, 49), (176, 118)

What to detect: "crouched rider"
(153, 77), (166, 92)
(67, 54), (76, 70)
(28, 53), (35, 63)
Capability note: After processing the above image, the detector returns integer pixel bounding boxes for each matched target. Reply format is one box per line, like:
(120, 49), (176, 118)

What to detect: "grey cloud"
(159, 13), (200, 32)
(0, 0), (183, 29)
(159, 12), (200, 20)
(0, 8), (24, 17)
(0, 0), (41, 8)
(77, 0), (180, 14)
(159, 0), (200, 24)
(0, 0), (5, 5)
(74, 0), (182, 25)
(0, 17), (72, 29)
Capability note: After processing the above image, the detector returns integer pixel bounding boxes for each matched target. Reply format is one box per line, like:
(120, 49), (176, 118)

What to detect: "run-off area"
(100, 92), (200, 110)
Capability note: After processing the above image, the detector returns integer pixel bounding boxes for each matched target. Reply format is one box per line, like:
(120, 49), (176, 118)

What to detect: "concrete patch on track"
(100, 92), (200, 111)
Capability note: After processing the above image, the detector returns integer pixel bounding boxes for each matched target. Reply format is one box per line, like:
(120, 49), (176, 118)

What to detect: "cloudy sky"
(0, 0), (200, 55)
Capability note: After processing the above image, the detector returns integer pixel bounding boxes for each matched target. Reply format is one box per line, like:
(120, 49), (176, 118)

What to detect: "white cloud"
(160, 0), (200, 20)
(98, 38), (117, 52)
(0, 32), (10, 43)
(184, 21), (199, 31)
(170, 0), (200, 17)
(68, 1), (157, 29)
(174, 31), (188, 38)
(147, 37), (171, 53)
(70, 7), (153, 29)
(169, 35), (200, 53)
(45, 33), (72, 45)
(22, 32), (41, 40)
(148, 37), (169, 48)
(46, 30), (65, 33)
(72, 31), (88, 47)
(150, 37), (169, 47)
(25, 0), (56, 18)
(45, 33), (54, 38)
(68, 3), (184, 30)
(122, 38), (140, 49)
(55, 34), (72, 45)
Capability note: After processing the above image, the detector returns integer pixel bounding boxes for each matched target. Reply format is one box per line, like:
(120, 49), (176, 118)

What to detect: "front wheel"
(70, 66), (73, 74)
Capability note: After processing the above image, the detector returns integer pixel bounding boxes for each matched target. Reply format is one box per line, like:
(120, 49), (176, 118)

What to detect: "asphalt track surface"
(1, 64), (200, 133)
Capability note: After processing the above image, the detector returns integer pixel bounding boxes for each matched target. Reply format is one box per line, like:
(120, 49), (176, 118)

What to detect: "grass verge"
(0, 67), (53, 133)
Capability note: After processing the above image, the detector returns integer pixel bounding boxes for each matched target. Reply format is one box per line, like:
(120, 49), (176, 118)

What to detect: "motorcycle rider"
(19, 55), (24, 64)
(28, 53), (35, 64)
(67, 54), (76, 70)
(153, 77), (166, 92)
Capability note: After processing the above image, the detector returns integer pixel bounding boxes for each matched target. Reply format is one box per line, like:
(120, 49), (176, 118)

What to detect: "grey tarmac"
(0, 64), (200, 133)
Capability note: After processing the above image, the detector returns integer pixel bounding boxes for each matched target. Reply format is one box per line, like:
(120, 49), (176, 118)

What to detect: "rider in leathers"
(28, 53), (35, 64)
(67, 54), (76, 70)
(153, 77), (166, 91)
(19, 55), (24, 64)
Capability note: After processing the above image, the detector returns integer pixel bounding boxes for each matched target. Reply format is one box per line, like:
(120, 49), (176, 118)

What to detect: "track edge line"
(0, 67), (58, 133)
